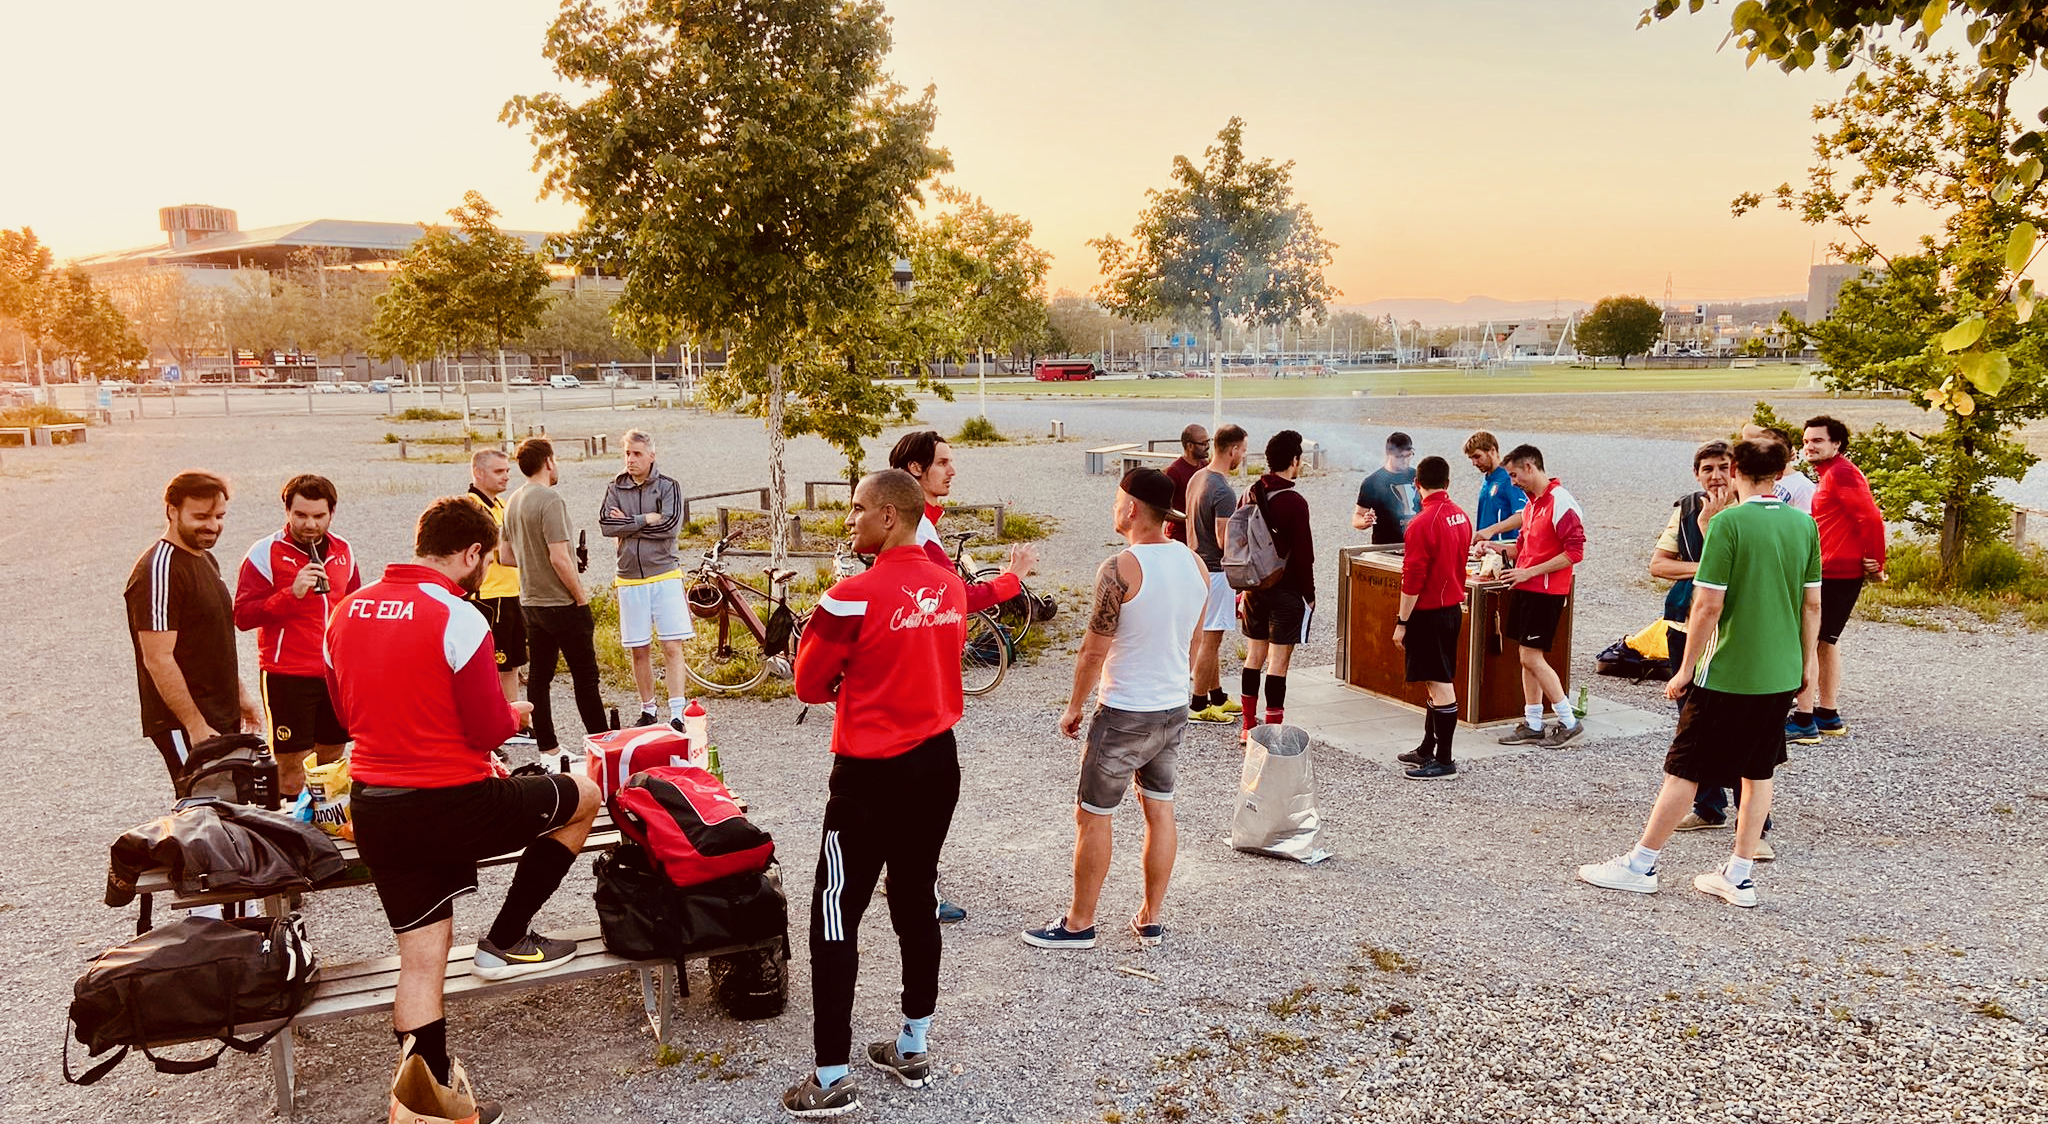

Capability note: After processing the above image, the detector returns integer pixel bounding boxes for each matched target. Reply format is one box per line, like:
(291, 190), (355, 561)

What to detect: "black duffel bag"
(174, 733), (280, 810)
(593, 841), (787, 960)
(65, 913), (320, 1085)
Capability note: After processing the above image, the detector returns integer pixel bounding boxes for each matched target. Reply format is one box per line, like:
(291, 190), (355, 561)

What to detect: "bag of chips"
(304, 758), (353, 842)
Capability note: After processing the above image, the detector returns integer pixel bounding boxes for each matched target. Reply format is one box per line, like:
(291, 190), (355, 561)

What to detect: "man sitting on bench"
(327, 496), (600, 1119)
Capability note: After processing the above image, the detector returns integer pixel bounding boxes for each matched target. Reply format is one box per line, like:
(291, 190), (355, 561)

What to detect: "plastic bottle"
(682, 700), (709, 766)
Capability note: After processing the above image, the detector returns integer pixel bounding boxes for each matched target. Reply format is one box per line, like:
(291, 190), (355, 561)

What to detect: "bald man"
(1163, 424), (1210, 544)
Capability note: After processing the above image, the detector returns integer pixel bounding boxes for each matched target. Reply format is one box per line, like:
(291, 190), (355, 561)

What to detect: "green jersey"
(1692, 495), (1821, 695)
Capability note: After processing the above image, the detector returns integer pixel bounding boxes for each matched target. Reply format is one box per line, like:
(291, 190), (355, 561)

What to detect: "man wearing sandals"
(1023, 468), (1207, 953)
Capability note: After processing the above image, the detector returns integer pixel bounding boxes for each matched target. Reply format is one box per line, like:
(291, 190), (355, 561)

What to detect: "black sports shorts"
(352, 774), (579, 933)
(1663, 686), (1794, 785)
(260, 671), (347, 756)
(1243, 588), (1312, 645)
(1505, 589), (1567, 652)
(1402, 604), (1461, 684)
(476, 594), (529, 671)
(1818, 576), (1863, 646)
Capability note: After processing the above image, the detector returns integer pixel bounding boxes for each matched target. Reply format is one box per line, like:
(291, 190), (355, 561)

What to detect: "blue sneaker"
(936, 899), (966, 925)
(1784, 717), (1821, 744)
(1814, 713), (1848, 736)
(1019, 916), (1096, 950)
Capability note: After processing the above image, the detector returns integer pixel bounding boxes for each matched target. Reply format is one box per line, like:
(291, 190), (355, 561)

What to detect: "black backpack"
(593, 843), (788, 960)
(174, 733), (280, 811)
(1595, 637), (1673, 682)
(65, 913), (320, 1084)
(708, 947), (787, 1021)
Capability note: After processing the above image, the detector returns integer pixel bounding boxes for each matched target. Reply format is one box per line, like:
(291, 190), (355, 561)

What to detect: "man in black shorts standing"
(782, 469), (967, 1117)
(234, 474), (360, 799)
(1392, 456), (1470, 780)
(327, 497), (600, 1118)
(1240, 430), (1315, 741)
(126, 470), (260, 786)
(1477, 445), (1587, 748)
(1792, 415), (1887, 741)
(1578, 439), (1819, 909)
(466, 449), (530, 717)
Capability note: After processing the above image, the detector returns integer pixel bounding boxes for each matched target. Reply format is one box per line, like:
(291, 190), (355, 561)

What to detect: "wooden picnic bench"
(1118, 449), (1179, 477)
(125, 811), (784, 1112)
(0, 426), (30, 447)
(36, 422), (87, 445)
(1085, 442), (1141, 474)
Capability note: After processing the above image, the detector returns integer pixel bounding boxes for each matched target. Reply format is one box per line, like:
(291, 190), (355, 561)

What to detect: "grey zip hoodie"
(598, 466), (684, 581)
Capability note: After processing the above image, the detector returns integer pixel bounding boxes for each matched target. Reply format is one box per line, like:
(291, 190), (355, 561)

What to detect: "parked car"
(311, 382), (340, 394)
(368, 380), (391, 393)
(548, 374), (582, 389)
(340, 382), (367, 394)
(508, 374), (535, 386)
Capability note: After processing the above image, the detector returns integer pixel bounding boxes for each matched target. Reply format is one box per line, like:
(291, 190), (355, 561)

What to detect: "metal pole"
(977, 347), (986, 418)
(1210, 324), (1222, 435)
(500, 348), (513, 445)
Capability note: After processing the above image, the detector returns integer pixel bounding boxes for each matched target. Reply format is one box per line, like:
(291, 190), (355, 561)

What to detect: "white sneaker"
(1693, 866), (1759, 908)
(1576, 854), (1659, 894)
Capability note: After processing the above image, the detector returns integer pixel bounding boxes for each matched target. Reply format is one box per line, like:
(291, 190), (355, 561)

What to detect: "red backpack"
(612, 766), (775, 889)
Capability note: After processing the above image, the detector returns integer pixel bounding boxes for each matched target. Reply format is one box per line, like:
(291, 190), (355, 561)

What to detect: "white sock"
(1726, 855), (1755, 885)
(669, 698), (687, 718)
(1627, 844), (1660, 874)
(640, 700), (657, 715)
(1525, 704), (1544, 727)
(1556, 709), (1579, 730)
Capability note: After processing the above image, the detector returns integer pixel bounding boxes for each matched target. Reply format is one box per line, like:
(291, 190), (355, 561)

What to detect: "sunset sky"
(4, 0), (1941, 305)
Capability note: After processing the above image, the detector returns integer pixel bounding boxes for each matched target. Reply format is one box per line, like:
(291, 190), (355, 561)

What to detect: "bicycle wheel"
(971, 567), (1036, 647)
(960, 610), (1011, 696)
(681, 599), (770, 694)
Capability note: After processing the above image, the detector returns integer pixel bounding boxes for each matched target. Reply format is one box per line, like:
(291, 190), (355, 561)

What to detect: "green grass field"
(977, 364), (1816, 399)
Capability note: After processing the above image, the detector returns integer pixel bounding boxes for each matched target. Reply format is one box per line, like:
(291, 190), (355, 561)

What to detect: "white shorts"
(618, 578), (693, 648)
(1200, 571), (1237, 633)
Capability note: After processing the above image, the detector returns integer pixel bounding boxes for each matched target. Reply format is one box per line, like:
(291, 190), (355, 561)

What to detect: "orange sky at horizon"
(3, 0), (1941, 307)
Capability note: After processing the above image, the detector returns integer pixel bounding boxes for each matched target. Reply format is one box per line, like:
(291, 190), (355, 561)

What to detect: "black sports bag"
(175, 733), (280, 810)
(65, 913), (320, 1084)
(593, 842), (787, 960)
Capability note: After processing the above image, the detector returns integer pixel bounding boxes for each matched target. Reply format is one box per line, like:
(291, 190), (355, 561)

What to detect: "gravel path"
(1, 393), (2041, 1122)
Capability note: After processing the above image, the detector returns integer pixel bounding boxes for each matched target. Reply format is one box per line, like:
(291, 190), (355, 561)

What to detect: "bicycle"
(679, 530), (808, 694)
(941, 531), (1045, 649)
(829, 537), (1012, 696)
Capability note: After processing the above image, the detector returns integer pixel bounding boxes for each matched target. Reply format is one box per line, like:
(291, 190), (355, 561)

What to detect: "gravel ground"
(1, 391), (2042, 1122)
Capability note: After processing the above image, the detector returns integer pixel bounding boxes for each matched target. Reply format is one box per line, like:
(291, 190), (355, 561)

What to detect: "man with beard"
(234, 474), (361, 798)
(127, 470), (261, 786)
(327, 496), (599, 1122)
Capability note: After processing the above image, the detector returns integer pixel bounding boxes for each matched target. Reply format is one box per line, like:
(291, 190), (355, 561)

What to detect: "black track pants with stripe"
(808, 729), (960, 1068)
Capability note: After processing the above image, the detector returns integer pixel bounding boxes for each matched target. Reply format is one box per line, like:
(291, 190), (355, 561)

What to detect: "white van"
(548, 374), (582, 389)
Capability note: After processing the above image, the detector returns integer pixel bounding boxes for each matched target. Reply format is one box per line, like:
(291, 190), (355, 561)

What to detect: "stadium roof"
(75, 218), (555, 272)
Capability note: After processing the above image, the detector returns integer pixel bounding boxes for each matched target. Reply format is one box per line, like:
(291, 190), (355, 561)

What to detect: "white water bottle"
(682, 700), (709, 766)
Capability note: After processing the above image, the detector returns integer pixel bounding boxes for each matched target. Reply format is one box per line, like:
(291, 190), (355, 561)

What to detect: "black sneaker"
(1404, 759), (1459, 781)
(936, 898), (967, 924)
(1020, 916), (1096, 950)
(472, 932), (578, 981)
(1397, 747), (1429, 766)
(670, 716), (688, 734)
(864, 1040), (934, 1088)
(781, 1073), (859, 1118)
(633, 709), (661, 727)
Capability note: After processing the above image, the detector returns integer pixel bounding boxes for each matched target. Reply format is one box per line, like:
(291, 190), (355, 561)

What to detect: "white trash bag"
(1231, 724), (1331, 864)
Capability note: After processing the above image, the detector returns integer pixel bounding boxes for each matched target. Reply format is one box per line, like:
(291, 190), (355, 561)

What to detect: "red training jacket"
(1401, 491), (1472, 610)
(1811, 455), (1888, 579)
(325, 563), (519, 788)
(795, 544), (966, 760)
(1513, 479), (1586, 595)
(234, 529), (362, 678)
(918, 502), (1020, 613)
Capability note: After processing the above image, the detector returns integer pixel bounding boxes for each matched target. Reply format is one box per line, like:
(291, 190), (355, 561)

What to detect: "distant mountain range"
(1338, 295), (1807, 326)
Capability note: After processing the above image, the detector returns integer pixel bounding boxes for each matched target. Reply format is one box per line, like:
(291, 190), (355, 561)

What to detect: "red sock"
(1265, 707), (1285, 727)
(1241, 699), (1259, 730)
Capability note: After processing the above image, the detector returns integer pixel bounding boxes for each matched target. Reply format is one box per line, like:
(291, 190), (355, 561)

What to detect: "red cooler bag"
(613, 766), (774, 889)
(585, 727), (692, 804)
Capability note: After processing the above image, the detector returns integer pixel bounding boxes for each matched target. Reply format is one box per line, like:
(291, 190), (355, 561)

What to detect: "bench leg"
(271, 1030), (296, 1115)
(639, 965), (674, 1045)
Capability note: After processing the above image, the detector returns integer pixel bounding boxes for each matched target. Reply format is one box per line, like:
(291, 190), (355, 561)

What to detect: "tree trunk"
(1938, 497), (1964, 588)
(767, 362), (788, 567)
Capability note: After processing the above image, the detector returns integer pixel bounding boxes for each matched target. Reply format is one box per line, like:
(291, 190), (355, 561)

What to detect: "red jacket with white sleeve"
(1401, 491), (1472, 610)
(325, 564), (520, 788)
(919, 503), (1019, 614)
(1513, 479), (1586, 596)
(1811, 455), (1888, 579)
(235, 530), (362, 678)
(795, 544), (967, 760)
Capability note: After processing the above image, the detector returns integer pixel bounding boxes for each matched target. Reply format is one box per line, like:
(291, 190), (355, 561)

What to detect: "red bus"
(1033, 359), (1097, 381)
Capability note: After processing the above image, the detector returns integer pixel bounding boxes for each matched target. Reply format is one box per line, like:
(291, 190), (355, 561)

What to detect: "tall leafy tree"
(509, 0), (950, 562)
(1652, 0), (2048, 579)
(49, 267), (146, 380)
(0, 228), (57, 386)
(909, 186), (1051, 413)
(1092, 117), (1336, 427)
(373, 192), (554, 434)
(1573, 295), (1664, 368)
(100, 267), (222, 371)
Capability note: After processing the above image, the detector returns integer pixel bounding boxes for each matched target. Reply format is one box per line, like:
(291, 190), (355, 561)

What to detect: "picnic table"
(123, 808), (785, 1111)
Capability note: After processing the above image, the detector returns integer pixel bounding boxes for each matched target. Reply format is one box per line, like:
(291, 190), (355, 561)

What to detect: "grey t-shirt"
(1190, 470), (1235, 572)
(505, 482), (577, 606)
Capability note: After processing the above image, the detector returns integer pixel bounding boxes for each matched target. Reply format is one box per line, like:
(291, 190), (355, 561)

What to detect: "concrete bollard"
(399, 439), (408, 459)
(1050, 419), (1065, 438)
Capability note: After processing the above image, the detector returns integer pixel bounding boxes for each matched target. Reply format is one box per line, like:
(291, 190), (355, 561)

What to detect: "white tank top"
(1100, 542), (1210, 712)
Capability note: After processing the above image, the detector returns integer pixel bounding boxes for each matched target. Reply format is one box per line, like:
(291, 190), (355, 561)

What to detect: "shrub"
(396, 407), (461, 422)
(954, 416), (1005, 445)
(0, 404), (87, 427)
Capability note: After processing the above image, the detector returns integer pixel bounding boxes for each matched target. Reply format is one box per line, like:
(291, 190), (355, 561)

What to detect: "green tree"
(0, 228), (57, 386)
(49, 267), (146, 380)
(523, 288), (640, 365)
(373, 192), (554, 434)
(1092, 117), (1337, 424)
(101, 268), (222, 371)
(1573, 295), (1663, 367)
(508, 0), (951, 561)
(908, 185), (1051, 411)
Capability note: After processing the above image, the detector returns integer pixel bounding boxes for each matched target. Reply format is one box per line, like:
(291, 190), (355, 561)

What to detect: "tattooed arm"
(1059, 553), (1134, 738)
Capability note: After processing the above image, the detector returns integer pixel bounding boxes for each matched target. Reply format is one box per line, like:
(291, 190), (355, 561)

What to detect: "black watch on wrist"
(1396, 617), (1408, 626)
